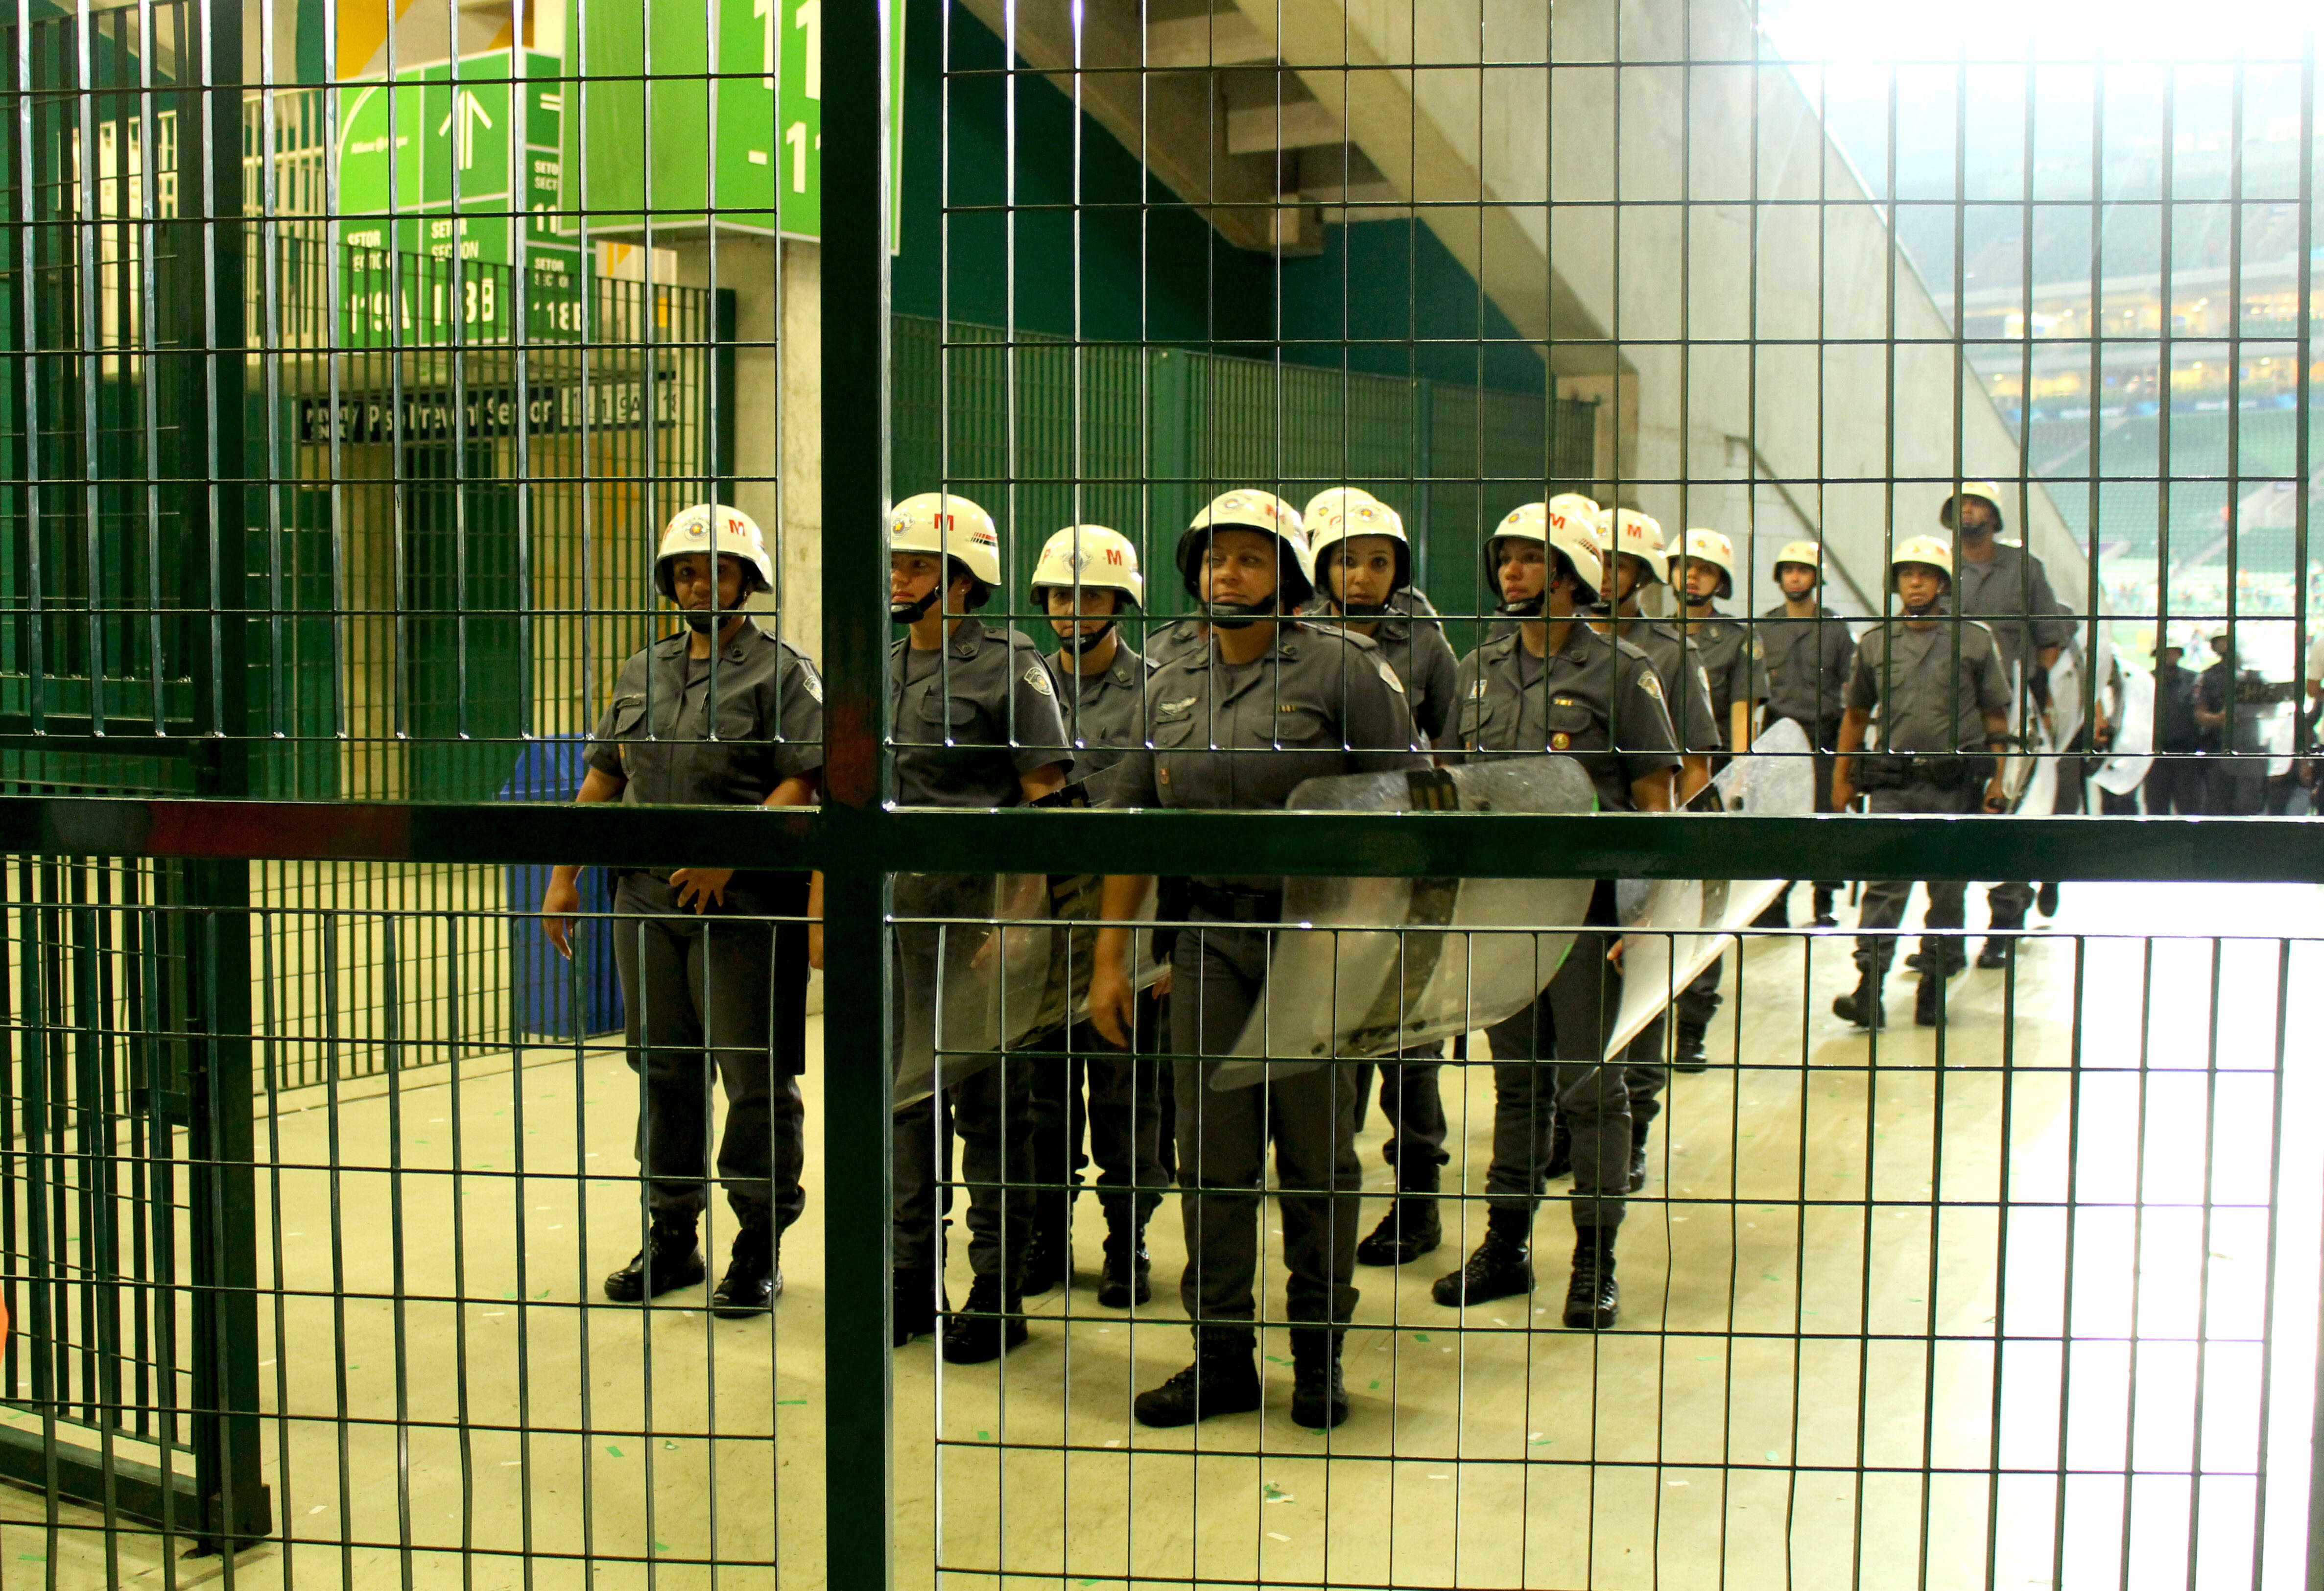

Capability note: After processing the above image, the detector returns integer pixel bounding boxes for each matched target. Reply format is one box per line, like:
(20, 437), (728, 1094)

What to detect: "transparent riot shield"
(1604, 716), (1815, 1058)
(1208, 759), (1599, 1092)
(891, 871), (1058, 1109)
(2006, 650), (2081, 811)
(2093, 653), (2156, 797)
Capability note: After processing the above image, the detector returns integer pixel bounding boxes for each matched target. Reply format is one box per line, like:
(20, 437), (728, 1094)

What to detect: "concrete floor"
(5, 881), (2321, 1591)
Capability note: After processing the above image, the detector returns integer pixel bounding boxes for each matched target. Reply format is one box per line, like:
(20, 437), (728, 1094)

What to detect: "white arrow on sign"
(795, 0), (820, 100)
(438, 88), (494, 171)
(754, 0), (776, 89)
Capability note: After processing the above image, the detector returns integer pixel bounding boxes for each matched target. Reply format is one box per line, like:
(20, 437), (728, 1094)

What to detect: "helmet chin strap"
(1206, 598), (1277, 631)
(1054, 620), (1116, 654)
(890, 588), (939, 625)
(1338, 600), (1391, 619)
(1494, 593), (1545, 618)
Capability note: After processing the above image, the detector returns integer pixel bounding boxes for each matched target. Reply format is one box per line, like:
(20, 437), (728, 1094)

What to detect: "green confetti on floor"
(1368, 1380), (1381, 1390)
(976, 1430), (992, 1442)
(607, 1446), (623, 1457)
(654, 1542), (670, 1551)
(1264, 1355), (1290, 1365)
(1413, 1332), (1430, 1342)
(537, 1289), (551, 1298)
(663, 1441), (679, 1450)
(1529, 1436), (1552, 1445)
(1765, 1450), (1779, 1461)
(20, 1555), (47, 1562)
(777, 1398), (807, 1406)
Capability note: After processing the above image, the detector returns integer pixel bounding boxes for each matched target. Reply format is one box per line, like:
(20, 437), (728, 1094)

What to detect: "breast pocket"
(1457, 696), (1508, 751)
(1542, 700), (1609, 754)
(1154, 711), (1202, 750)
(913, 691), (980, 739)
(1268, 705), (1332, 747)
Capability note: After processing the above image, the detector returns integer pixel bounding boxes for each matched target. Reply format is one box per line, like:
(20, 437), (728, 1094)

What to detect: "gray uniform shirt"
(1953, 541), (2071, 675)
(586, 623), (825, 804)
(1758, 602), (1856, 734)
(890, 616), (1072, 807)
(1040, 639), (1154, 801)
(1105, 623), (1427, 889)
(1847, 617), (2012, 754)
(1608, 619), (1723, 756)
(1677, 611), (1767, 750)
(1450, 626), (1681, 811)
(1298, 597), (1461, 749)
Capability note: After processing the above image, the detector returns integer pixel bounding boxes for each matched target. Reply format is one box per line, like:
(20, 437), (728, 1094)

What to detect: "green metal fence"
(0, 0), (2319, 1589)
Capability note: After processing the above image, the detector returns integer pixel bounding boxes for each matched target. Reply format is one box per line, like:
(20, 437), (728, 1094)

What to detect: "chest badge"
(1551, 731), (1572, 750)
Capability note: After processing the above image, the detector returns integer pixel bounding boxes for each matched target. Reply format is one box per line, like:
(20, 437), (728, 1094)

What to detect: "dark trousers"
(892, 1058), (1039, 1280)
(2204, 761), (2266, 816)
(1479, 880), (1629, 1230)
(1362, 1050), (1449, 1172)
(1853, 783), (1978, 970)
(611, 873), (809, 1230)
(1768, 719), (1842, 921)
(2143, 756), (2205, 815)
(1170, 916), (1363, 1334)
(1026, 1000), (1174, 1235)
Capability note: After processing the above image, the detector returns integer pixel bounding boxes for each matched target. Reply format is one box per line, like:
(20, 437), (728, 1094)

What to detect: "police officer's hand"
(671, 867), (734, 913)
(808, 923), (825, 969)
(1830, 771), (1855, 809)
(1089, 959), (1136, 1049)
(541, 875), (582, 960)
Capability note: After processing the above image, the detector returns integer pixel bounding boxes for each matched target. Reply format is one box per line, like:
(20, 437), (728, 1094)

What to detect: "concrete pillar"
(672, 236), (823, 665)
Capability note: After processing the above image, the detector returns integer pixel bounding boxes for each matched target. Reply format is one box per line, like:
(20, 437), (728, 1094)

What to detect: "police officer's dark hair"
(948, 556), (993, 611)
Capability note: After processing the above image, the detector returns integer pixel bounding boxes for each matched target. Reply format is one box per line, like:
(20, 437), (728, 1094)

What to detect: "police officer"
(1829, 536), (2013, 1030)
(1434, 501), (1679, 1329)
(884, 491), (1073, 1361)
(1664, 527), (1768, 1072)
(1018, 525), (1174, 1310)
(1591, 508), (1718, 1177)
(1088, 490), (1425, 1430)
(544, 503), (823, 1316)
(2194, 627), (2269, 815)
(1301, 491), (1463, 1268)
(1939, 483), (2071, 966)
(1756, 541), (1856, 926)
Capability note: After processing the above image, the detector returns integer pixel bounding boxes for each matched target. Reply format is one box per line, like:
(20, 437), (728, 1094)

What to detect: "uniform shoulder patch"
(1024, 665), (1055, 697)
(1375, 659), (1406, 694)
(796, 661), (824, 702)
(1638, 667), (1667, 704)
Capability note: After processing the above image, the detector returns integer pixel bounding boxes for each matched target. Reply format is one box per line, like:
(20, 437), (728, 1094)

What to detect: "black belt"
(1185, 881), (1285, 924)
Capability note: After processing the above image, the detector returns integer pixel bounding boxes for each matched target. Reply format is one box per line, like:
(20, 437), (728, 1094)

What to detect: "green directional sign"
(581, 0), (903, 244)
(337, 48), (583, 344)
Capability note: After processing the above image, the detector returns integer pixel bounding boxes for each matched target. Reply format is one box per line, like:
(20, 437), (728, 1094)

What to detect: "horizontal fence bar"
(2, 796), (2318, 883)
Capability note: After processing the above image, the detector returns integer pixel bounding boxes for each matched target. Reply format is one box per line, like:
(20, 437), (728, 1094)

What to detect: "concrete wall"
(1245, 0), (2082, 619)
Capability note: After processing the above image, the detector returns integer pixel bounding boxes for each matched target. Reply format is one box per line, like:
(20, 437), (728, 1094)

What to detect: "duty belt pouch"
(1853, 754), (1910, 791)
(1923, 754), (1995, 792)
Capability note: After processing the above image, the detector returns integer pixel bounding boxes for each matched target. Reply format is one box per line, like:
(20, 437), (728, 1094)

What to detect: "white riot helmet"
(1672, 527), (1737, 601)
(1485, 499), (1607, 613)
(655, 502), (775, 601)
(1889, 535), (1955, 610)
(1030, 524), (1143, 608)
(889, 490), (1003, 618)
(1308, 496), (1410, 613)
(1773, 540), (1823, 578)
(1178, 490), (1313, 619)
(1301, 485), (1378, 528)
(1940, 479), (2007, 533)
(1601, 508), (1668, 591)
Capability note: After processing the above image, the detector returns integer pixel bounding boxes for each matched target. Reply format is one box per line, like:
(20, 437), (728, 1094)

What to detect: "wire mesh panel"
(0, 0), (2317, 1587)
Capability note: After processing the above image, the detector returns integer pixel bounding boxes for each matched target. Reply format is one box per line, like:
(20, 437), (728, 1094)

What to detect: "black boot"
(1563, 1227), (1620, 1330)
(1019, 1218), (1070, 1296)
(941, 1273), (1028, 1364)
(1915, 972), (1944, 1028)
(1627, 1121), (1651, 1193)
(710, 1214), (781, 1317)
(1133, 1330), (1262, 1427)
(1289, 1329), (1350, 1429)
(1431, 1207), (1534, 1306)
(1355, 1164), (1442, 1266)
(1906, 944), (1967, 977)
(892, 1266), (945, 1346)
(1671, 1021), (1710, 1073)
(1812, 884), (1839, 928)
(2036, 881), (2060, 918)
(1097, 1216), (1152, 1308)
(603, 1215), (704, 1303)
(1976, 934), (2016, 970)
(1832, 965), (1886, 1029)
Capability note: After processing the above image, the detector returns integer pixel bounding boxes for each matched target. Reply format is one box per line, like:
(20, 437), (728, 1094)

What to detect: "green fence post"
(820, 1), (894, 1588)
